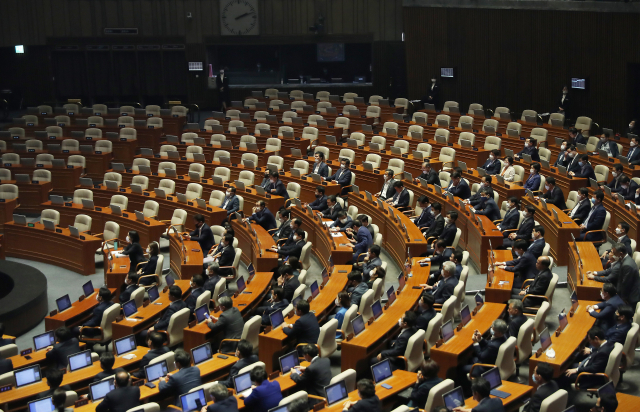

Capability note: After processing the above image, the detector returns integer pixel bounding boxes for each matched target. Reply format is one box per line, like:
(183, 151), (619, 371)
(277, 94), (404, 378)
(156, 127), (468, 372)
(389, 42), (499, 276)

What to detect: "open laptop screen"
(191, 343), (213, 365)
(148, 285), (160, 303)
(15, 365), (42, 388)
(371, 359), (392, 384)
(180, 389), (206, 412)
(89, 378), (115, 401)
(145, 360), (168, 382)
(443, 387), (465, 410)
(82, 280), (94, 297)
(351, 314), (365, 336)
(56, 295), (72, 312)
(279, 351), (299, 374)
(122, 300), (138, 318)
(28, 397), (53, 412)
(270, 309), (285, 328)
(442, 320), (454, 342)
(481, 367), (502, 389)
(372, 300), (383, 320)
(68, 350), (93, 372)
(325, 380), (349, 406)
(33, 331), (55, 351)
(195, 304), (209, 324)
(114, 335), (136, 356)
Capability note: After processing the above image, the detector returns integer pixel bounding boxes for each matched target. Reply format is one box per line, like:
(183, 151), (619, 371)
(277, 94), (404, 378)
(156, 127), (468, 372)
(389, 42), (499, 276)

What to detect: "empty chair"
(37, 105), (53, 115)
(157, 162), (176, 174)
(41, 209), (60, 226)
(521, 109), (538, 122)
(253, 111), (268, 121)
(85, 128), (102, 139)
(530, 128), (548, 144)
(8, 127), (25, 139)
(383, 121), (399, 134)
(482, 119), (499, 133)
(213, 167), (231, 183)
(104, 172), (122, 186)
(317, 318), (338, 357)
(365, 106), (381, 119)
(63, 103), (79, 113)
(185, 183), (203, 200)
(408, 124), (424, 136)
(493, 107), (510, 119)
(146, 105), (161, 116)
(365, 153), (381, 169)
(286, 182), (301, 201)
(282, 111), (298, 122)
(0, 184), (18, 200)
(162, 209), (188, 233)
(225, 109), (241, 119)
(146, 117), (163, 129)
(54, 115), (71, 126)
(435, 114), (450, 127)
(35, 154), (53, 166)
(210, 134), (226, 145)
(241, 152), (258, 166)
(415, 143), (432, 157)
(132, 158), (150, 172)
(301, 127), (319, 142)
(334, 117), (350, 135)
(439, 147), (456, 171)
(131, 175), (148, 190)
(73, 214), (92, 233)
(1, 153), (20, 165)
(185, 146), (203, 161)
(158, 179), (175, 195)
(33, 169), (51, 182)
(290, 90), (304, 99)
(339, 149), (356, 163)
(95, 221), (119, 251)
(209, 190), (225, 207)
(110, 195), (128, 210)
(442, 101), (459, 112)
(171, 106), (188, 117)
(61, 139), (79, 151)
(243, 98), (258, 109)
(293, 160), (309, 174)
(388, 159), (405, 175)
(73, 189), (93, 205)
(239, 135), (256, 149)
(317, 101), (332, 112)
(266, 138), (282, 152)
(92, 104), (107, 115)
(203, 119), (220, 130)
(316, 91), (330, 101)
(269, 99), (283, 109)
(45, 126), (63, 137)
(458, 132), (475, 146)
(369, 95), (383, 105)
(371, 135), (386, 149)
(189, 163), (205, 178)
(87, 116), (104, 126)
(0, 169), (11, 181)
(95, 140), (112, 153)
(468, 103), (483, 115)
(228, 120), (244, 133)
(484, 136), (502, 151)
(457, 116), (474, 129)
(238, 170), (255, 186)
(267, 156), (284, 170)
(117, 116), (134, 127)
(575, 116), (592, 136)
(120, 128), (137, 140)
(143, 200), (160, 218)
(349, 132), (366, 146)
(506, 122), (522, 136)
(181, 132), (197, 143)
(23, 115), (39, 125)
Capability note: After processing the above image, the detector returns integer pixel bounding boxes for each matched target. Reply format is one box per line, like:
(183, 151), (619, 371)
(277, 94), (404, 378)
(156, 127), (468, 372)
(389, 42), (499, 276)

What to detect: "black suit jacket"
(591, 295), (625, 332)
(439, 223), (457, 246)
(190, 223), (215, 256)
(500, 208), (520, 232)
(542, 187), (566, 210)
(605, 322), (632, 345)
(282, 276), (301, 303)
(0, 358), (12, 374)
(249, 208), (277, 231)
(473, 397), (505, 412)
(310, 162), (329, 178)
(309, 195), (328, 211)
(218, 245), (236, 268)
(575, 163), (596, 181)
(120, 284), (138, 303)
(133, 346), (170, 378)
(413, 206), (433, 228)
(221, 355), (259, 388)
(619, 255), (640, 305)
(283, 313), (320, 344)
(527, 239), (545, 259)
(186, 287), (205, 313)
(474, 336), (507, 365)
(409, 377), (443, 408)
(207, 307), (244, 341)
(207, 397), (238, 412)
(418, 170), (440, 185)
(155, 300), (188, 331)
(273, 219), (292, 240)
(449, 180), (471, 200)
(524, 381), (559, 412)
(578, 341), (615, 374)
(505, 251), (538, 280)
(349, 396), (382, 412)
(121, 242), (145, 273)
(475, 198), (500, 221)
(525, 269), (553, 300)
(382, 327), (416, 358)
(84, 301), (117, 327)
(554, 151), (568, 167)
(379, 178), (396, 200)
(430, 276), (458, 304)
(507, 314), (528, 339)
(290, 357), (332, 397)
(515, 217), (535, 241)
(322, 203), (343, 221)
(570, 199), (591, 223)
(626, 145), (640, 165)
(596, 139), (620, 158)
(517, 146), (540, 162)
(566, 155), (582, 173)
(95, 385), (140, 412)
(46, 338), (81, 369)
(423, 215), (445, 239)
(269, 179), (289, 199)
(278, 240), (304, 259)
(416, 308), (437, 331)
(391, 189), (410, 207)
(481, 159), (502, 175)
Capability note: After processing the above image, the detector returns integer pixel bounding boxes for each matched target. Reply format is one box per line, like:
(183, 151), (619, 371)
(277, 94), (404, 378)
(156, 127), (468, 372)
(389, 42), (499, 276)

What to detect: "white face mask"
(630, 123), (634, 128)
(431, 79), (436, 83)
(335, 297), (340, 306)
(545, 184), (549, 190)
(532, 232), (536, 239)
(126, 235), (131, 243)
(489, 155), (494, 160)
(524, 142), (529, 148)
(398, 318), (403, 327)
(430, 210), (435, 216)
(444, 217), (451, 224)
(340, 164), (346, 169)
(561, 144), (566, 151)
(622, 185), (629, 190)
(422, 169), (428, 173)
(383, 175), (389, 181)
(612, 172), (618, 177)
(632, 141), (637, 147)
(96, 293), (100, 301)
(600, 137), (607, 142)
(340, 218), (348, 224)
(615, 228), (623, 235)
(490, 328), (495, 336)
(293, 236), (298, 242)
(600, 291), (606, 300)
(146, 247), (150, 253)
(226, 192), (232, 198)
(530, 168), (535, 174)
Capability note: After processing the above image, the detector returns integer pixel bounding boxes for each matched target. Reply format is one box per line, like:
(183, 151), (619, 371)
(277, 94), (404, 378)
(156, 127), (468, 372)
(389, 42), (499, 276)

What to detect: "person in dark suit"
(595, 132), (619, 158)
(268, 171), (289, 199)
(416, 294), (437, 331)
(421, 261), (459, 304)
(120, 231), (145, 274)
(37, 368), (71, 398)
(604, 165), (626, 192)
(330, 211), (354, 232)
(604, 305), (633, 345)
(615, 244), (640, 309)
(207, 296), (244, 353)
(568, 187), (592, 224)
(523, 162), (541, 192)
(541, 177), (566, 209)
(272, 209), (292, 241)
(341, 379), (382, 412)
(446, 172), (471, 200)
(347, 271), (369, 307)
(516, 138), (541, 162)
(361, 245), (383, 282)
(557, 85), (570, 116)
(561, 327), (615, 389)
(264, 265), (301, 304)
(472, 188), (500, 221)
(190, 214), (215, 257)
(435, 210), (458, 248)
(310, 151), (329, 178)
(119, 273), (140, 303)
(387, 181), (410, 208)
(0, 358), (11, 374)
(247, 201), (276, 231)
(626, 136), (640, 165)
(588, 253), (621, 286)
(210, 234), (236, 279)
(626, 120), (639, 138)
(420, 240), (453, 278)
(501, 206), (535, 249)
(497, 197), (521, 233)
(220, 340), (259, 388)
(45, 327), (81, 369)
(467, 176), (494, 208)
(528, 226), (546, 259)
(221, 187), (240, 217)
(506, 299), (528, 339)
(413, 196), (433, 229)
(206, 383), (239, 412)
(306, 186), (328, 212)
(376, 170), (396, 200)
(185, 274), (206, 314)
(273, 229), (305, 260)
(554, 140), (569, 167)
(570, 155), (597, 182)
(459, 320), (508, 393)
(93, 352), (125, 382)
(452, 250), (464, 279)
(322, 195), (343, 220)
(422, 202), (445, 240)
(72, 286), (116, 338)
(568, 127), (587, 146)
(136, 242), (160, 285)
(371, 311), (417, 370)
(457, 377), (505, 412)
(587, 283), (625, 332)
(260, 287), (289, 325)
(348, 219), (373, 263)
(414, 161), (440, 186)
(132, 332), (169, 379)
(326, 159), (353, 194)
(259, 170), (271, 190)
(523, 363), (559, 412)
(512, 256), (553, 307)
(0, 324), (12, 347)
(158, 350), (201, 405)
(291, 344), (331, 397)
(422, 77), (440, 107)
(480, 150), (502, 175)
(204, 263), (223, 295)
(577, 190), (606, 241)
(141, 285), (187, 343)
(617, 175), (639, 201)
(497, 240), (538, 289)
(95, 371), (140, 412)
(283, 300), (320, 345)
(242, 366), (282, 412)
(216, 68), (230, 110)
(407, 360), (443, 408)
(564, 146), (582, 174)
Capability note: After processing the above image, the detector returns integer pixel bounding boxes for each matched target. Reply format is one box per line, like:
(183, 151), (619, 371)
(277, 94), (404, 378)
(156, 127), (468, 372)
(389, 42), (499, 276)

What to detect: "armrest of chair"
(521, 279), (534, 289)
(101, 238), (119, 248)
(357, 253), (368, 263)
(218, 339), (241, 355)
(584, 229), (606, 239)
(93, 232), (104, 238)
(562, 208), (572, 213)
(521, 294), (549, 304)
(267, 228), (278, 234)
(493, 219), (503, 223)
(296, 343), (320, 357)
(425, 236), (436, 243)
(277, 238), (288, 246)
(219, 266), (237, 279)
(502, 229), (518, 234)
(137, 274), (159, 287)
(78, 326), (104, 342)
(136, 260), (149, 270)
(469, 363), (496, 378)
(442, 161), (454, 168)
(574, 372), (610, 391)
(420, 227), (430, 233)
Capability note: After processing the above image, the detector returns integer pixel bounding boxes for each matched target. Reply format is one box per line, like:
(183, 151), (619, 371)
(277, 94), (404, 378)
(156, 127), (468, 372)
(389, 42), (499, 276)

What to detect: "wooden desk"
(231, 219), (279, 272)
(517, 160), (587, 199)
(462, 169), (526, 206)
(521, 197), (581, 266)
(104, 249), (131, 294)
(45, 288), (117, 331)
(157, 141), (273, 167)
(464, 381), (533, 412)
(6, 147), (113, 180)
(430, 302), (506, 379)
(110, 280), (192, 340)
(168, 235), (204, 280)
(0, 198), (17, 232)
(5, 222), (102, 275)
(615, 393), (640, 412)
(589, 187), (640, 241)
(485, 250), (516, 304)
(258, 265), (351, 373)
(528, 300), (598, 384)
(340, 259), (429, 376)
(42, 201), (167, 247)
(14, 180), (52, 214)
(2, 164), (81, 196)
(291, 206), (353, 266)
(568, 242), (604, 302)
(7, 342), (87, 371)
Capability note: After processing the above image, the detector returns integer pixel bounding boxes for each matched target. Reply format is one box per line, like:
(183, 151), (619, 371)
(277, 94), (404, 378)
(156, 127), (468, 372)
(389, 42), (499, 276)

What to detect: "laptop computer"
(113, 334), (136, 356)
(194, 304), (210, 324)
(270, 309), (285, 329)
(82, 280), (94, 297)
(15, 365), (43, 388)
(441, 320), (455, 342)
(324, 380), (349, 406)
(105, 180), (119, 190)
(180, 389), (207, 412)
(371, 300), (383, 320)
(89, 378), (115, 401)
(191, 342), (213, 366)
(43, 219), (56, 230)
(68, 349), (93, 372)
(13, 214), (27, 225)
(540, 327), (552, 351)
(33, 331), (55, 352)
(122, 299), (138, 319)
(442, 386), (465, 411)
(144, 360), (169, 382)
(482, 367), (511, 398)
(371, 359), (393, 384)
(56, 294), (72, 312)
(28, 397), (53, 412)
(504, 149), (514, 158)
(351, 314), (365, 336)
(278, 351), (299, 374)
(234, 371), (254, 397)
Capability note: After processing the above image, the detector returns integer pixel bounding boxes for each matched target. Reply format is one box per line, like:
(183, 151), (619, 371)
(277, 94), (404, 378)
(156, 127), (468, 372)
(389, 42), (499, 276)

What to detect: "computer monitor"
(570, 290), (578, 303)
(475, 293), (484, 306)
(351, 314), (365, 336)
(460, 305), (471, 326)
(122, 300), (138, 318)
(540, 328), (552, 351)
(82, 280), (94, 297)
(441, 320), (454, 342)
(371, 300), (383, 320)
(28, 397), (54, 412)
(68, 349), (93, 372)
(144, 360), (169, 382)
(114, 335), (136, 356)
(325, 380), (349, 406)
(165, 275), (175, 287)
(236, 277), (246, 293)
(248, 263), (255, 279)
(270, 309), (285, 329)
(558, 310), (568, 332)
(233, 371), (253, 396)
(191, 342), (212, 365)
(148, 285), (159, 303)
(371, 359), (393, 384)
(180, 389), (207, 412)
(33, 331), (55, 351)
(321, 268), (329, 283)
(398, 272), (406, 291)
(89, 378), (115, 401)
(56, 295), (72, 313)
(278, 351), (299, 374)
(482, 367), (502, 389)
(195, 304), (209, 324)
(15, 365), (42, 388)
(310, 281), (319, 299)
(597, 381), (615, 397)
(442, 387), (465, 410)
(386, 286), (396, 306)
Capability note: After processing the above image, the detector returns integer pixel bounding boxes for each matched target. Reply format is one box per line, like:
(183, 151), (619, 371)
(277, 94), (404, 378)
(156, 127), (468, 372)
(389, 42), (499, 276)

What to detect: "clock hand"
(235, 12), (253, 20)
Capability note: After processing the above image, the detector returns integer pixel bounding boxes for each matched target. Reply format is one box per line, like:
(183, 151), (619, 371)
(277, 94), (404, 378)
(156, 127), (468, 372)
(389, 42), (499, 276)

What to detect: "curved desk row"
(3, 147), (112, 180)
(1, 163), (82, 196)
(587, 186), (640, 242)
(568, 241), (604, 302)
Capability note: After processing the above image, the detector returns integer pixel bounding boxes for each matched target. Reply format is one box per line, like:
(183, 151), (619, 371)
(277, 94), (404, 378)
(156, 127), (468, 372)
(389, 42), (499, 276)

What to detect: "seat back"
(317, 318), (338, 357)
(291, 284), (307, 303)
(424, 379), (454, 411)
(594, 165), (609, 182)
(371, 135), (386, 148)
(442, 101), (458, 112)
(330, 369), (357, 393)
(542, 243), (551, 257)
(279, 391), (308, 406)
(484, 136), (502, 151)
(359, 290), (375, 322)
(533, 301), (550, 343)
(300, 242), (313, 270)
(339, 149), (356, 163)
(483, 119), (499, 132)
(404, 329), (426, 372)
(239, 361), (265, 375)
(458, 132), (475, 146)
(452, 281), (465, 319)
(143, 200), (159, 218)
(575, 116), (592, 136)
(539, 389), (568, 412)
(74, 214), (92, 233)
(166, 308), (191, 346)
(241, 315), (262, 350)
(0, 344), (18, 359)
(371, 278), (384, 302)
(99, 304), (122, 343)
(516, 319), (535, 363)
(388, 159), (404, 175)
(424, 313), (443, 358)
(149, 351), (176, 372)
(468, 103), (483, 115)
(440, 295), (456, 325)
(496, 336), (517, 379)
(606, 343), (624, 386)
(341, 305), (359, 337)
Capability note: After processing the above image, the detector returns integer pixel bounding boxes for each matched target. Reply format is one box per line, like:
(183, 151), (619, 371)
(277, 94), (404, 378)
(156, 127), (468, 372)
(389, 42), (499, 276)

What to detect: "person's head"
(569, 127), (579, 138)
(446, 210), (458, 224)
(432, 202), (442, 215)
(526, 138), (537, 148)
(250, 366), (268, 385)
(280, 265), (294, 279)
(340, 158), (350, 169)
(270, 286), (285, 303)
(601, 131), (610, 141)
(356, 379), (376, 399)
(327, 195), (337, 208)
(98, 286), (112, 302)
(288, 398), (309, 412)
(616, 304), (633, 325)
(418, 195), (430, 208)
(508, 299), (524, 317)
(127, 231), (140, 244)
(337, 291), (350, 309)
(419, 293), (435, 312)
(513, 239), (528, 256)
(595, 393), (619, 412)
(348, 271), (362, 286)
(147, 241), (159, 256)
(315, 185), (325, 197)
(559, 140), (568, 151)
(505, 156), (514, 166)
(236, 339), (253, 360)
(353, 219), (362, 229)
(422, 161), (432, 173)
(442, 261), (456, 279)
(508, 196), (519, 210)
(301, 344), (319, 362)
(471, 377), (491, 401)
(148, 331), (165, 349)
(114, 370), (130, 388)
(384, 169), (394, 180)
(601, 283), (617, 301)
(291, 217), (302, 231)
(296, 299), (310, 316)
(480, 187), (492, 199)
(369, 245), (381, 259)
(218, 296), (233, 312)
(336, 211), (348, 224)
(434, 239), (447, 254)
(481, 175), (493, 187)
(293, 229), (305, 242)
(587, 327), (606, 348)
(54, 326), (72, 343)
(99, 351), (116, 371)
(536, 256), (551, 272)
(451, 172), (462, 185)
(209, 383), (230, 403)
(46, 368), (64, 389)
(562, 85), (568, 94)
(611, 241), (627, 260)
(288, 256), (300, 270)
(578, 187), (589, 201)
(533, 362), (553, 385)
(490, 149), (500, 160)
(223, 234), (234, 247)
(223, 226), (234, 237)
(270, 171), (279, 183)
(256, 200), (266, 212)
(314, 151), (325, 163)
(619, 175), (630, 190)
(52, 388), (67, 410)
(580, 154), (590, 166)
(568, 145), (578, 158)
(168, 285), (183, 302)
(532, 225), (545, 240)
(530, 162), (540, 174)
(393, 180), (404, 192)
(451, 250), (463, 265)
(613, 164), (624, 177)
(207, 261), (219, 277)
(525, 205), (536, 219)
(399, 311), (417, 330)
(372, 266), (386, 281)
(420, 359), (440, 380)
(278, 208), (290, 223)
(545, 177), (556, 189)
(174, 349), (191, 369)
(226, 187), (236, 197)
(491, 319), (507, 338)
(631, 136), (639, 147)
(193, 214), (205, 228)
(358, 214), (369, 226)
(191, 274), (205, 289)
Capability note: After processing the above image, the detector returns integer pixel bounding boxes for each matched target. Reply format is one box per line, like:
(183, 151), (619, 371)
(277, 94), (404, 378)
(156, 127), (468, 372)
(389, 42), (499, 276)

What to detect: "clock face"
(220, 0), (259, 36)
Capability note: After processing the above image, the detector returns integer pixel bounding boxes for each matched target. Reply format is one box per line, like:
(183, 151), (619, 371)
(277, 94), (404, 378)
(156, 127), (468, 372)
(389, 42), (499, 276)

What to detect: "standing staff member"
(216, 67), (230, 111)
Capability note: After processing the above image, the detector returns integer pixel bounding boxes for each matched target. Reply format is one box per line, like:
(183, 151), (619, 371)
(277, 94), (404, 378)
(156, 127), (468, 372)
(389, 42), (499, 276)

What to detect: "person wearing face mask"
(466, 176), (494, 208)
(471, 188), (500, 221)
(361, 245), (382, 282)
(568, 127), (587, 146)
(246, 200), (276, 231)
(564, 145), (582, 174)
(541, 177), (567, 209)
(272, 217), (301, 251)
(260, 287), (289, 326)
(420, 261), (458, 304)
(595, 131), (619, 158)
(588, 249), (621, 286)
(267, 171), (289, 199)
(445, 172), (471, 199)
(260, 170), (271, 189)
(625, 119), (638, 138)
(421, 77), (440, 107)
(326, 159), (353, 194)
(275, 229), (305, 260)
(207, 226), (235, 259)
(479, 149), (502, 175)
(272, 209), (292, 241)
(497, 156), (515, 182)
(616, 175), (638, 201)
(609, 242), (640, 310)
(387, 180), (410, 207)
(603, 305), (634, 346)
(330, 211), (354, 232)
(311, 151), (329, 178)
(626, 136), (640, 165)
(119, 273), (140, 303)
(577, 190), (606, 241)
(204, 262), (223, 295)
(346, 271), (368, 307)
(322, 195), (342, 220)
(185, 275), (206, 314)
(220, 187), (240, 218)
(332, 292), (351, 339)
(190, 214), (214, 256)
(511, 256), (553, 308)
(505, 299), (527, 339)
(413, 196), (434, 229)
(370, 311), (417, 370)
(497, 197), (520, 233)
(501, 206), (535, 249)
(569, 187), (592, 224)
(523, 162), (541, 191)
(283, 300), (320, 345)
(598, 222), (632, 264)
(603, 164), (626, 192)
(347, 219), (373, 263)
(415, 294), (437, 330)
(522, 363), (558, 412)
(419, 240), (453, 278)
(306, 186), (328, 212)
(72, 287), (116, 339)
(213, 234), (237, 279)
(118, 231), (145, 274)
(557, 85), (570, 115)
(206, 296), (244, 354)
(422, 202), (445, 240)
(553, 140), (570, 167)
(220, 340), (258, 388)
(587, 283), (625, 332)
(216, 67), (230, 110)
(290, 344), (332, 397)
(459, 320), (508, 386)
(496, 240), (537, 288)
(528, 225), (546, 258)
(376, 169), (396, 200)
(515, 138), (540, 162)
(569, 154), (596, 180)
(415, 161), (440, 185)
(137, 242), (160, 284)
(427, 211), (458, 253)
(560, 327), (614, 389)
(366, 266), (386, 290)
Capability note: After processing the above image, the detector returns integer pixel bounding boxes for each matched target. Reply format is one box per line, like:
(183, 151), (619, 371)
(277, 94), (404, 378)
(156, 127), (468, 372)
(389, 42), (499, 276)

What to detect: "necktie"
(629, 148), (636, 159)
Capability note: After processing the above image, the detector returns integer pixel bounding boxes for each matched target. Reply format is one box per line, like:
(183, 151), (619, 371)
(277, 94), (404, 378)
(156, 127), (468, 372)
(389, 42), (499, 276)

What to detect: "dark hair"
(128, 231), (140, 243)
(99, 286), (112, 301)
(338, 291), (350, 308)
(237, 339), (253, 358)
(581, 154), (589, 162)
(527, 137), (537, 146)
(579, 187), (589, 196)
(615, 164), (624, 172)
(525, 205), (536, 215)
(618, 304), (633, 323)
(421, 359), (440, 379)
(353, 219), (362, 228)
(52, 388), (67, 410)
(594, 190), (604, 201)
(288, 398), (309, 412)
(484, 175), (493, 184)
(538, 256), (551, 268)
(295, 229), (305, 239)
(403, 311), (417, 328)
(223, 234), (234, 245)
(336, 211), (347, 219)
(421, 293), (435, 308)
(302, 344), (319, 358)
(174, 349), (191, 368)
(315, 185), (325, 194)
(453, 250), (463, 263)
(258, 200), (266, 207)
(432, 202), (442, 212)
(149, 331), (165, 348)
(600, 393), (619, 412)
(315, 151), (325, 160)
(327, 195), (337, 203)
(448, 210), (458, 221)
(100, 351), (116, 370)
(169, 285), (182, 299)
(341, 158), (351, 167)
(288, 256), (301, 270)
(369, 245), (381, 257)
(531, 163), (540, 172)
(451, 172), (461, 179)
(620, 175), (630, 184)
(480, 187), (492, 196)
(533, 225), (545, 236)
(228, 186), (236, 193)
(348, 272), (363, 283)
(603, 282), (617, 297)
(358, 214), (369, 223)
(296, 299), (310, 314)
(270, 171), (280, 178)
(194, 214), (205, 223)
(46, 368), (64, 389)
(418, 195), (430, 205)
(505, 156), (514, 165)
(435, 239), (447, 249)
(292, 217), (302, 227)
(54, 326), (72, 343)
(491, 149), (500, 157)
(536, 362), (554, 382)
(569, 127), (578, 135)
(386, 169), (394, 177)
(280, 265), (294, 276)
(374, 266), (386, 279)
(587, 326), (605, 340)
(357, 379), (376, 398)
(115, 370), (129, 387)
(250, 366), (268, 384)
(546, 177), (555, 186)
(471, 377), (491, 398)
(272, 287), (285, 301)
(514, 239), (528, 251)
(620, 221), (630, 234)
(148, 241), (159, 256)
(393, 180), (404, 189)
(279, 209), (290, 219)
(192, 274), (205, 287)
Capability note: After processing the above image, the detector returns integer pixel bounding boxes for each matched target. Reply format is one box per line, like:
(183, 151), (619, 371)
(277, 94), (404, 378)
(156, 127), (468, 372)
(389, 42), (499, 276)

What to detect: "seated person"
(420, 261), (458, 304)
(405, 360), (443, 408)
(204, 262), (222, 294)
(506, 299), (528, 339)
(495, 240), (538, 288)
(246, 201), (277, 231)
(528, 225), (546, 258)
(560, 327), (615, 389)
(220, 339), (259, 388)
(481, 149), (502, 174)
(416, 294), (437, 331)
(459, 320), (508, 390)
(451, 250), (464, 279)
(616, 175), (638, 201)
(595, 131), (619, 158)
(554, 140), (569, 167)
(587, 283), (624, 332)
(604, 164), (626, 192)
(456, 377), (505, 412)
(445, 172), (471, 200)
(72, 286), (116, 338)
(366, 266), (385, 290)
(569, 155), (596, 181)
(347, 219), (373, 263)
(431, 210), (458, 249)
(568, 187), (592, 224)
(205, 383), (239, 412)
(501, 206), (535, 249)
(496, 197), (520, 232)
(414, 161), (440, 186)
(541, 177), (566, 209)
(158, 349), (201, 405)
(290, 344), (332, 397)
(206, 296), (244, 353)
(347, 271), (368, 307)
(260, 287), (289, 325)
(627, 135), (640, 165)
(568, 127), (587, 146)
(599, 222), (632, 265)
(523, 162), (541, 192)
(189, 214), (214, 256)
(516, 137), (541, 161)
(272, 209), (292, 241)
(361, 245), (382, 282)
(305, 186), (328, 212)
(258, 170), (271, 189)
(418, 240), (453, 278)
(283, 300), (320, 345)
(95, 371), (140, 412)
(577, 190), (606, 241)
(376, 169), (396, 200)
(413, 195), (433, 229)
(272, 229), (305, 260)
(221, 187), (240, 217)
(210, 234), (237, 278)
(466, 176), (494, 208)
(330, 211), (354, 232)
(333, 292), (351, 339)
(471, 188), (500, 221)
(132, 332), (169, 379)
(500, 156), (515, 182)
(587, 250), (621, 285)
(137, 242), (160, 285)
(386, 181), (410, 208)
(37, 368), (71, 398)
(325, 158), (353, 193)
(341, 379), (381, 412)
(242, 366), (282, 412)
(93, 352), (125, 382)
(185, 274), (206, 314)
(45, 327), (81, 370)
(604, 304), (634, 345)
(322, 195), (343, 220)
(511, 256), (553, 308)
(310, 151), (329, 177)
(120, 230), (145, 274)
(370, 311), (418, 370)
(524, 363), (559, 412)
(422, 202), (445, 240)
(119, 273), (140, 303)
(267, 171), (289, 199)
(140, 285), (187, 343)
(565, 146), (582, 174)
